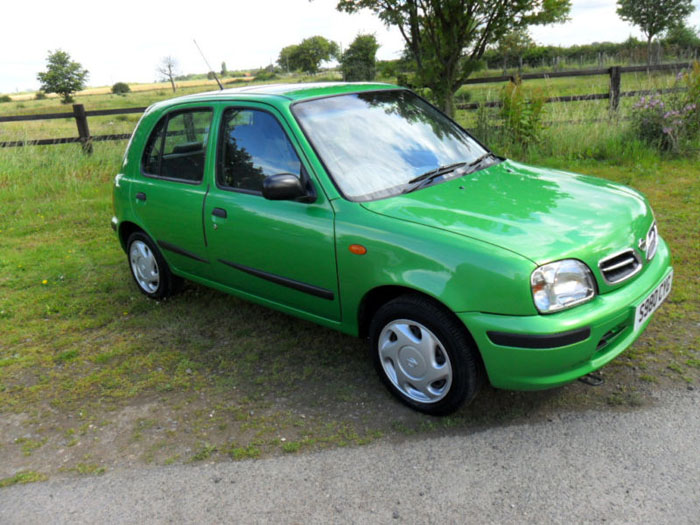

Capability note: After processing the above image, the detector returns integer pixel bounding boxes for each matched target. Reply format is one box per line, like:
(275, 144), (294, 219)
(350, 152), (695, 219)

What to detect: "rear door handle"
(212, 208), (227, 218)
(135, 192), (147, 201)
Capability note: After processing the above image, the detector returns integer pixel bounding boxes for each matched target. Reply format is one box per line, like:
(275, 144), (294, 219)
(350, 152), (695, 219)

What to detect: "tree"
(617, 0), (695, 64)
(36, 50), (88, 104)
(278, 45), (299, 72)
(337, 1), (570, 116)
(157, 56), (179, 92)
(277, 36), (339, 74)
(221, 61), (228, 76)
(341, 34), (380, 80)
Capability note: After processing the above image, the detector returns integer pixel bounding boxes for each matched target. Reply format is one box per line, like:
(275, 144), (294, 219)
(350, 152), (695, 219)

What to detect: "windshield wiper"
(404, 162), (467, 193)
(463, 152), (498, 174)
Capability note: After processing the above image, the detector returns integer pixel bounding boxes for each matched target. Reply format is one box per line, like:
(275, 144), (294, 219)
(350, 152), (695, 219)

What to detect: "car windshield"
(292, 90), (490, 201)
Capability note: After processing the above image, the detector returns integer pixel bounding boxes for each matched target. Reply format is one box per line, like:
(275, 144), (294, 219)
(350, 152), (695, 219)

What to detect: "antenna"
(193, 39), (224, 90)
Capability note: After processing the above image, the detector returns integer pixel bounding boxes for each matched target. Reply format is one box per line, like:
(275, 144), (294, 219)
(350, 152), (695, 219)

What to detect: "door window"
(142, 109), (212, 183)
(217, 109), (301, 192)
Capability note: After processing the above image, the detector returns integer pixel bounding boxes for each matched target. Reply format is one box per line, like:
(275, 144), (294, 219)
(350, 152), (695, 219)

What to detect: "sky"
(1, 0), (699, 94)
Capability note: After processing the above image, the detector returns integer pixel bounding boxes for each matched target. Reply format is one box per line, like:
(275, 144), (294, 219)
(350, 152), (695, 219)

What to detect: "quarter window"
(142, 109), (212, 183)
(217, 109), (301, 192)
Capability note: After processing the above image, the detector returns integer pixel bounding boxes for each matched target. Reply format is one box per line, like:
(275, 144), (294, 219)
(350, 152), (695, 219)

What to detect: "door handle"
(135, 192), (147, 201)
(212, 208), (227, 219)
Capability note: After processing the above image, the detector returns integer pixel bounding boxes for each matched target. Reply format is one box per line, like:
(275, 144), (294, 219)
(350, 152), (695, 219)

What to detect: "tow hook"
(578, 373), (604, 386)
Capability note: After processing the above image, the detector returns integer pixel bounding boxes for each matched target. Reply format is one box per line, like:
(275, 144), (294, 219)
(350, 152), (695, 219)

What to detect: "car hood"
(360, 160), (653, 267)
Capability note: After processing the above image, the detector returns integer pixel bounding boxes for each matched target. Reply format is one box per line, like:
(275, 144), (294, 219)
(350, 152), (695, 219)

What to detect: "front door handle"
(212, 208), (227, 219)
(135, 192), (147, 201)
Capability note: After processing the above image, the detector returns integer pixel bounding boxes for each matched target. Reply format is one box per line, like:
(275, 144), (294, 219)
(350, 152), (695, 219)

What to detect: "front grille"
(599, 249), (642, 284)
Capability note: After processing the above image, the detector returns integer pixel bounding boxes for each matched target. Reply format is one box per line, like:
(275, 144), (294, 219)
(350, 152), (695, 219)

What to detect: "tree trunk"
(647, 36), (653, 66)
(434, 85), (457, 118)
(169, 76), (176, 93)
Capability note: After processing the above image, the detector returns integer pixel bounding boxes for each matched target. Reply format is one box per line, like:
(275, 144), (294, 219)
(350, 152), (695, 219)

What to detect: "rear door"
(131, 107), (214, 276)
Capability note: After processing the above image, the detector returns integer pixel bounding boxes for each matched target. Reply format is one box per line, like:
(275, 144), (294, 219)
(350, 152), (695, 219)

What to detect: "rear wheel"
(126, 232), (181, 299)
(370, 295), (483, 415)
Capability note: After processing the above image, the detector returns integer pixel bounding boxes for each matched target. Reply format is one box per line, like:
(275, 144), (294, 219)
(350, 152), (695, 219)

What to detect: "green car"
(112, 83), (672, 415)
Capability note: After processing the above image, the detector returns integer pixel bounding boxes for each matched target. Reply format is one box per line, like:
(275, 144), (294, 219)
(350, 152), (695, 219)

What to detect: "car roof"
(146, 82), (401, 113)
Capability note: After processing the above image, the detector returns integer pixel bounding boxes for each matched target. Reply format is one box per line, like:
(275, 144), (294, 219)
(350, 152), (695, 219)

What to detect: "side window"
(142, 109), (212, 183)
(217, 109), (302, 192)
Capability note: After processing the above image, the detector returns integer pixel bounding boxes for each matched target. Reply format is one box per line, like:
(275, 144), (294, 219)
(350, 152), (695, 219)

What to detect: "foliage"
(500, 79), (545, 146)
(617, 0), (695, 63)
(341, 34), (380, 81)
(111, 82), (131, 95)
(278, 45), (299, 72)
(0, 95), (11, 103)
(36, 49), (89, 104)
(496, 29), (535, 71)
(630, 62), (700, 152)
(483, 35), (700, 70)
(255, 68), (278, 81)
(34, 91), (47, 100)
(338, 0), (570, 116)
(277, 36), (339, 74)
(221, 61), (228, 76)
(663, 23), (700, 48)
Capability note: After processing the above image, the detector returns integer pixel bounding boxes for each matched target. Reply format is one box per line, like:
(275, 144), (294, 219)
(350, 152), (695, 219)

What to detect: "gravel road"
(1, 390), (698, 524)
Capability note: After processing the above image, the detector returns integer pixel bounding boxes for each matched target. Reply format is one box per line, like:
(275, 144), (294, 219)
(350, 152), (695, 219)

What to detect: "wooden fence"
(0, 105), (146, 151)
(0, 61), (693, 151)
(456, 62), (692, 111)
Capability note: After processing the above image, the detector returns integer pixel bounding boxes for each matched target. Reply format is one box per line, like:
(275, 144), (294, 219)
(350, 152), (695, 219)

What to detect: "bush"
(255, 70), (277, 81)
(111, 82), (131, 95)
(630, 62), (700, 152)
(500, 79), (545, 146)
(0, 95), (11, 103)
(35, 91), (47, 100)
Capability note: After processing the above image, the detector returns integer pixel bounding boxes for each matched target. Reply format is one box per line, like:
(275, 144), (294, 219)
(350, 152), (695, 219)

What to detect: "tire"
(369, 294), (483, 415)
(126, 232), (182, 300)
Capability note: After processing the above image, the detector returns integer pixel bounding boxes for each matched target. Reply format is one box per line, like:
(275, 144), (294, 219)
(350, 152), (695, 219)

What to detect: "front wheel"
(369, 295), (483, 415)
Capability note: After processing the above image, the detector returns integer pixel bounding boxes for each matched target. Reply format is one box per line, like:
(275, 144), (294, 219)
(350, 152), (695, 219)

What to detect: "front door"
(204, 104), (340, 321)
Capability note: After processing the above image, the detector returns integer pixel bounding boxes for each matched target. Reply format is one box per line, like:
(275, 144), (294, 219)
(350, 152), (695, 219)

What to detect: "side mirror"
(262, 173), (309, 201)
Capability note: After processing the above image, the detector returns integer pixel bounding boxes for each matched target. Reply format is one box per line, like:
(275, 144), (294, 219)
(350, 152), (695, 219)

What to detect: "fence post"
(609, 66), (621, 111)
(72, 104), (92, 154)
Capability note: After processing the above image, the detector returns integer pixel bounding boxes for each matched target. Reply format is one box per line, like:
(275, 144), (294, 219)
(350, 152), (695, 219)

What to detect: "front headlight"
(531, 259), (596, 313)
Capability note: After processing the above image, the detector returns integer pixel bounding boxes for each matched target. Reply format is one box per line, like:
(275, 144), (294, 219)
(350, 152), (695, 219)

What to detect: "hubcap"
(129, 240), (160, 293)
(378, 319), (452, 404)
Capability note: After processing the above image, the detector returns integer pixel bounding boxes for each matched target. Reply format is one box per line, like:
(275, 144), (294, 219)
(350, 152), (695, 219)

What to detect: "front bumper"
(459, 238), (672, 390)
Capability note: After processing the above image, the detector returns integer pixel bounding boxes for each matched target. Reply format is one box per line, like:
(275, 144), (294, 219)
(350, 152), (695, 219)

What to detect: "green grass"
(0, 470), (47, 487)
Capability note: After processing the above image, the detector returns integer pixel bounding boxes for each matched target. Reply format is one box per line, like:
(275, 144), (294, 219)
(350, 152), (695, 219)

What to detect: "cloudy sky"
(2, 0), (699, 94)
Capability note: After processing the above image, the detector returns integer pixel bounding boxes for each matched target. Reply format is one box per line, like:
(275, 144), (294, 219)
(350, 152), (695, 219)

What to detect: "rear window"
(141, 109), (213, 183)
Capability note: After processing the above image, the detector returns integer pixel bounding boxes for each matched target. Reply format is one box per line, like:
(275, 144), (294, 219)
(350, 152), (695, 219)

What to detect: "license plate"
(634, 270), (673, 332)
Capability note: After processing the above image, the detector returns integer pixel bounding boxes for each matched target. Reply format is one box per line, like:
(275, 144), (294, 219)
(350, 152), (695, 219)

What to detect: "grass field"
(1, 70), (699, 484)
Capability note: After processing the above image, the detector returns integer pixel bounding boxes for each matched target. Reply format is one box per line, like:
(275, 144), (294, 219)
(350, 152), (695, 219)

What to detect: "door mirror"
(262, 174), (307, 201)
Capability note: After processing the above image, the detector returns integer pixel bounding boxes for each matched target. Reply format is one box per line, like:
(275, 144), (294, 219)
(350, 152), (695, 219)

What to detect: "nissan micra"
(112, 83), (672, 415)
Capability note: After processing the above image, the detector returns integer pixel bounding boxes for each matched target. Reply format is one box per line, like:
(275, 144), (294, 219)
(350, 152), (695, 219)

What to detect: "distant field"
(0, 66), (686, 144)
(3, 77), (254, 102)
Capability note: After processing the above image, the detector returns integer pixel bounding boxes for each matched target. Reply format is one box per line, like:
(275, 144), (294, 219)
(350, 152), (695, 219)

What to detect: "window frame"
(140, 106), (214, 186)
(215, 105), (312, 197)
